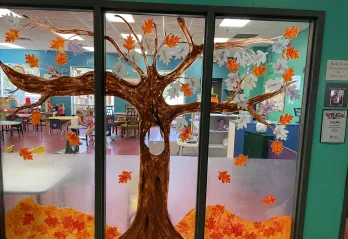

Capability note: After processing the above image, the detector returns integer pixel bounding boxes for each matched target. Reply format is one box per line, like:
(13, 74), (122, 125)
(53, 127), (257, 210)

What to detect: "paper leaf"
(272, 38), (290, 53)
(273, 58), (288, 75)
(253, 50), (268, 66)
(112, 62), (127, 78)
(123, 35), (135, 51)
(236, 115), (248, 130)
(233, 94), (247, 103)
(262, 195), (277, 206)
(167, 82), (181, 99)
(142, 19), (155, 34)
(237, 100), (248, 110)
(253, 65), (267, 77)
(2, 12), (20, 28)
(55, 51), (68, 66)
(286, 85), (301, 101)
(215, 49), (230, 67)
(244, 74), (258, 90)
(118, 171), (132, 183)
(273, 124), (289, 141)
(164, 35), (180, 48)
(233, 50), (247, 67)
(5, 29), (19, 43)
(173, 117), (188, 133)
(225, 73), (240, 90)
(158, 47), (173, 65)
(186, 78), (200, 93)
(271, 139), (283, 155)
(264, 78), (283, 92)
(284, 26), (300, 40)
(174, 45), (188, 60)
(218, 171), (231, 183)
(128, 50), (141, 65)
(68, 40), (85, 56)
(282, 68), (295, 83)
(181, 83), (193, 97)
(260, 101), (276, 116)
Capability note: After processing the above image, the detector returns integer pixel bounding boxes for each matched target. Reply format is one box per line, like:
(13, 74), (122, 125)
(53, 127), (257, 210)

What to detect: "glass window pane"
(0, 9), (96, 238)
(104, 12), (205, 238)
(203, 17), (310, 238)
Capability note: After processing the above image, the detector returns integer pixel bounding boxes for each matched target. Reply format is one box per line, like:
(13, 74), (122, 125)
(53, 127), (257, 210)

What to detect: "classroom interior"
(0, 8), (310, 239)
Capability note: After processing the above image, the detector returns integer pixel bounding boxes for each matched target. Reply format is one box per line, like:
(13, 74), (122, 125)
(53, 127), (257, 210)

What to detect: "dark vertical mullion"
(194, 11), (215, 239)
(0, 147), (4, 238)
(93, 6), (106, 239)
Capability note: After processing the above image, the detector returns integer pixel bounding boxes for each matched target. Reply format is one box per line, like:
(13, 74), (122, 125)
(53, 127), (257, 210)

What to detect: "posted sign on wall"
(321, 110), (347, 143)
(326, 60), (348, 80)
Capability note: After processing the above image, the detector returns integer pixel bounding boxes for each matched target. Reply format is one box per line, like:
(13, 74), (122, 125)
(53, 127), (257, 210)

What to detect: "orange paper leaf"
(164, 34), (180, 48)
(31, 111), (43, 125)
(263, 227), (276, 237)
(244, 232), (257, 239)
(262, 195), (277, 206)
(279, 113), (294, 126)
(218, 171), (231, 183)
(54, 231), (67, 239)
(181, 83), (193, 97)
(55, 51), (68, 66)
(123, 35), (135, 52)
(50, 37), (65, 50)
(106, 226), (119, 239)
(44, 216), (59, 227)
(66, 131), (79, 146)
(23, 213), (35, 225)
(205, 217), (216, 230)
(253, 65), (267, 77)
(226, 59), (239, 73)
(179, 126), (192, 142)
(118, 171), (132, 183)
(283, 26), (300, 40)
(142, 19), (155, 34)
(286, 46), (300, 59)
(233, 154), (248, 167)
(271, 140), (283, 155)
(19, 148), (33, 160)
(282, 68), (295, 82)
(5, 29), (20, 43)
(25, 54), (40, 68)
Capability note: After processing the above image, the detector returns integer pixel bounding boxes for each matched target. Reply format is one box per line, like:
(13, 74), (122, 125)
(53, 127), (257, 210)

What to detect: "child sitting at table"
(58, 103), (65, 116)
(85, 108), (95, 146)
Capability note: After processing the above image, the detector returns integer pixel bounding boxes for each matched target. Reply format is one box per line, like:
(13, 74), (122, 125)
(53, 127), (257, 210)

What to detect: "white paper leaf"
(173, 117), (188, 133)
(253, 50), (268, 65)
(2, 12), (20, 28)
(158, 47), (174, 65)
(215, 49), (230, 67)
(237, 100), (248, 110)
(236, 115), (248, 130)
(174, 45), (188, 60)
(186, 78), (200, 93)
(233, 50), (247, 67)
(273, 124), (289, 140)
(273, 58), (288, 75)
(128, 51), (141, 65)
(264, 78), (283, 92)
(244, 74), (258, 90)
(286, 85), (301, 101)
(112, 62), (126, 78)
(167, 82), (181, 99)
(233, 94), (247, 103)
(272, 38), (290, 53)
(225, 73), (240, 90)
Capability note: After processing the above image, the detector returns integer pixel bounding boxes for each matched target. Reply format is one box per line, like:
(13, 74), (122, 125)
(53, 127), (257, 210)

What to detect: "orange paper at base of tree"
(118, 171), (132, 183)
(66, 131), (79, 146)
(253, 64), (268, 77)
(19, 148), (33, 160)
(226, 59), (239, 73)
(283, 26), (300, 40)
(142, 19), (155, 34)
(179, 126), (192, 142)
(282, 68), (295, 83)
(164, 34), (180, 48)
(5, 29), (20, 43)
(31, 112), (43, 125)
(181, 83), (193, 96)
(50, 37), (65, 50)
(218, 171), (231, 183)
(262, 195), (277, 206)
(271, 140), (284, 155)
(234, 154), (248, 167)
(286, 46), (300, 60)
(25, 54), (40, 68)
(123, 35), (135, 52)
(55, 51), (68, 66)
(279, 113), (294, 126)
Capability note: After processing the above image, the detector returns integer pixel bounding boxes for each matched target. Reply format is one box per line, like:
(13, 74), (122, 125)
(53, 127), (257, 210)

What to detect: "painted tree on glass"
(1, 13), (300, 238)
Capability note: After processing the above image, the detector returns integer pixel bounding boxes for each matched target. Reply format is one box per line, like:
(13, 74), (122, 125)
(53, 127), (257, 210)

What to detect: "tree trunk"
(119, 122), (183, 239)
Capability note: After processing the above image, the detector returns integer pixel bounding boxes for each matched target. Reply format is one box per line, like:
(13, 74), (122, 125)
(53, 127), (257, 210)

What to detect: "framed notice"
(321, 110), (347, 143)
(324, 83), (348, 108)
(326, 60), (348, 80)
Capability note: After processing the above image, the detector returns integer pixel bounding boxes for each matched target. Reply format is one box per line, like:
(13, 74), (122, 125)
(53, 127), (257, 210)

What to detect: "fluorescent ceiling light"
(135, 48), (147, 54)
(0, 9), (22, 18)
(106, 13), (134, 23)
(0, 43), (24, 49)
(121, 34), (142, 42)
(53, 32), (84, 41)
(82, 46), (94, 51)
(214, 38), (229, 43)
(219, 19), (250, 27)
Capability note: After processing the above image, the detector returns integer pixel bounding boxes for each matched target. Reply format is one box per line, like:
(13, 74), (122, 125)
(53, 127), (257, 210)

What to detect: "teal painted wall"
(114, 1), (348, 239)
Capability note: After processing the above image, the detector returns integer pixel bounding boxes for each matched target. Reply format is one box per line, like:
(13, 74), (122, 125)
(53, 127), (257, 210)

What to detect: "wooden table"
(48, 116), (73, 135)
(0, 120), (21, 141)
(114, 112), (127, 118)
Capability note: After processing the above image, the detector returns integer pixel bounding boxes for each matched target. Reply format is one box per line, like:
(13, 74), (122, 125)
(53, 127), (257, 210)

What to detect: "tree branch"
(177, 17), (194, 52)
(114, 15), (149, 70)
(22, 15), (145, 78)
(214, 38), (274, 50)
(152, 23), (159, 68)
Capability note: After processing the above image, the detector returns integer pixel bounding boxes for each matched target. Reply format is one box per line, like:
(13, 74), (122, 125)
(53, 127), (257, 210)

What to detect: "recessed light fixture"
(82, 46), (94, 52)
(53, 32), (84, 41)
(0, 9), (22, 18)
(214, 38), (229, 43)
(219, 19), (250, 27)
(121, 34), (142, 42)
(0, 43), (24, 49)
(106, 13), (134, 23)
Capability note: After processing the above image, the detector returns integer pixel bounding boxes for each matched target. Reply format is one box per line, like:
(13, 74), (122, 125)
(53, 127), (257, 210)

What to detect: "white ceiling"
(0, 9), (309, 53)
